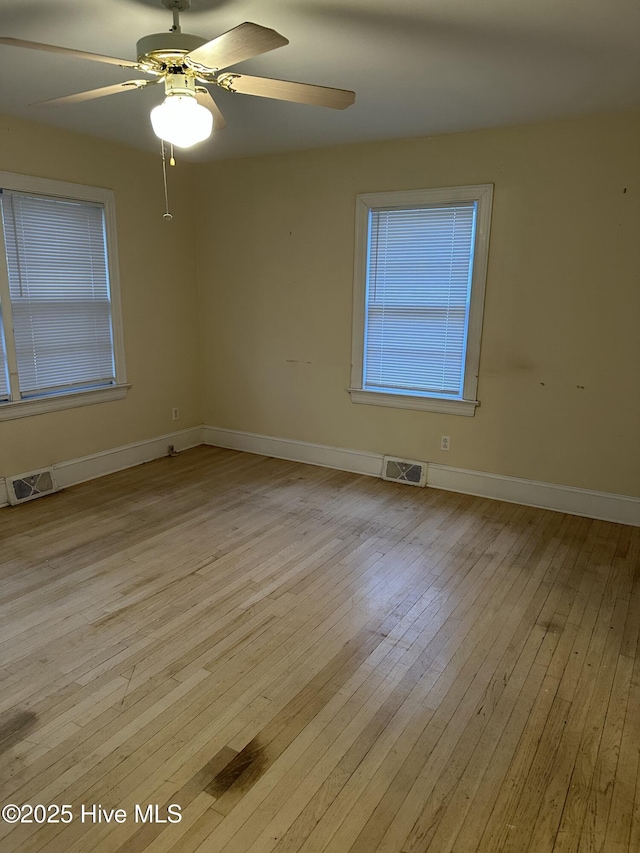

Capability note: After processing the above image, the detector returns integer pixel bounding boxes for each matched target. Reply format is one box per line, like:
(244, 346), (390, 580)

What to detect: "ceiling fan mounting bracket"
(161, 0), (190, 34)
(162, 0), (190, 11)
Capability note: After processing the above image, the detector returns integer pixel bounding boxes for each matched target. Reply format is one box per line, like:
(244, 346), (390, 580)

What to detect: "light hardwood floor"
(1, 446), (639, 853)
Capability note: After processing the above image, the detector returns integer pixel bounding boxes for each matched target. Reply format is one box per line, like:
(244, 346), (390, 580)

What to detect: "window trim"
(349, 183), (493, 416)
(0, 171), (128, 421)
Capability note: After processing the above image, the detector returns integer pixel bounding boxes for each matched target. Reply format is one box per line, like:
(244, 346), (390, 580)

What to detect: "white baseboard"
(3, 425), (638, 527)
(427, 463), (640, 527)
(203, 426), (640, 527)
(0, 426), (204, 507)
(202, 425), (383, 477)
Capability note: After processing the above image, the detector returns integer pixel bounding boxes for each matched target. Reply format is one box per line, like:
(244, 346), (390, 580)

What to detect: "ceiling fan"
(0, 0), (356, 149)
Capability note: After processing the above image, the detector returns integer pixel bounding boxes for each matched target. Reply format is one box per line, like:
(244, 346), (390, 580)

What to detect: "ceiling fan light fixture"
(150, 93), (213, 148)
(1, 12), (355, 157)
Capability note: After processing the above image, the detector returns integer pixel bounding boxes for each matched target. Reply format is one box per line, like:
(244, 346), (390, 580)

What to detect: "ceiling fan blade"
(0, 36), (139, 68)
(184, 22), (288, 73)
(32, 80), (157, 107)
(216, 73), (356, 109)
(195, 88), (227, 130)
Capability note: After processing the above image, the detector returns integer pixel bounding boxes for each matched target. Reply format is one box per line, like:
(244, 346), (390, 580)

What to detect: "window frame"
(0, 171), (128, 421)
(349, 183), (493, 416)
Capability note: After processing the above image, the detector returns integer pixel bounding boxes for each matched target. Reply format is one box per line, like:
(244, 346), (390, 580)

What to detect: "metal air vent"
(381, 456), (427, 487)
(6, 468), (57, 505)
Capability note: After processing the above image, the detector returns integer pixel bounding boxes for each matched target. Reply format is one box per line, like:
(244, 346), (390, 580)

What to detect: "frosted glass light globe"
(150, 94), (213, 148)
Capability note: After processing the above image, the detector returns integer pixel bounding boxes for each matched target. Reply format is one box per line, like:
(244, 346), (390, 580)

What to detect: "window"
(350, 184), (493, 416)
(0, 172), (127, 420)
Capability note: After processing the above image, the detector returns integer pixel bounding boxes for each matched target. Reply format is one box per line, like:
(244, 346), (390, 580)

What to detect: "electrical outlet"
(172, 407), (179, 421)
(440, 435), (450, 451)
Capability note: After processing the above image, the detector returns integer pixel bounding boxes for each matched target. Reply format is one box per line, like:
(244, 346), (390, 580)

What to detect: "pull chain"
(161, 140), (172, 221)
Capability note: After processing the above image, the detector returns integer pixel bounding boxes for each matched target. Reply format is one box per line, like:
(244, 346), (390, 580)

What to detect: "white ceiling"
(0, 0), (638, 161)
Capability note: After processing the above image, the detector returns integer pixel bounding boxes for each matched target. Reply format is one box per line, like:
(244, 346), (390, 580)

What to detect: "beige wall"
(1, 110), (638, 499)
(196, 110), (640, 498)
(0, 115), (202, 476)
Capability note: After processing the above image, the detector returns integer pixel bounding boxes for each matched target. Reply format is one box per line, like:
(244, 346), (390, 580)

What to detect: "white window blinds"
(364, 203), (477, 398)
(0, 190), (116, 398)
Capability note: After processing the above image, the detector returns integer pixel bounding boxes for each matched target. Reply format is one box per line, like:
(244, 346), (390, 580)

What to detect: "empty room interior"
(0, 0), (639, 851)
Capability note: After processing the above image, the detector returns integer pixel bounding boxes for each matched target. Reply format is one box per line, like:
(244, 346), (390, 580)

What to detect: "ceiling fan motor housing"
(136, 32), (207, 68)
